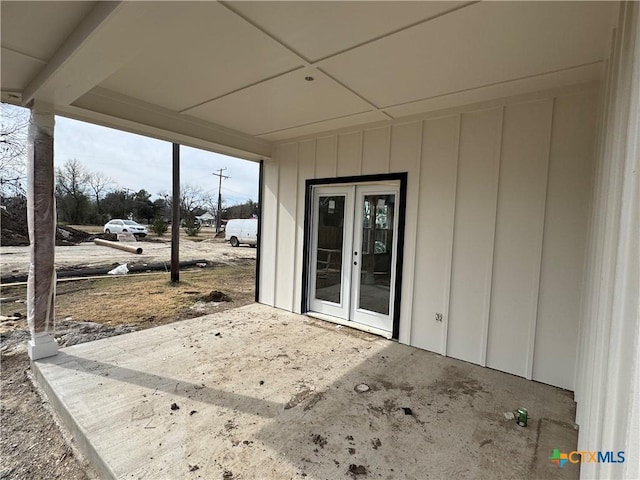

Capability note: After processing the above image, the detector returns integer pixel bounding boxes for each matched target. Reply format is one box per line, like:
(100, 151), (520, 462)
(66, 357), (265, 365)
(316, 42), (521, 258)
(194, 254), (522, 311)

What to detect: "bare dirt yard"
(1, 231), (256, 479)
(1, 231), (255, 280)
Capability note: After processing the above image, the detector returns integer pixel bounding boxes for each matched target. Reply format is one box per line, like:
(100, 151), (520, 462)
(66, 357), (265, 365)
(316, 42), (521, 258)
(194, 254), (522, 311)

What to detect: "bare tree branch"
(0, 103), (29, 198)
(88, 171), (114, 212)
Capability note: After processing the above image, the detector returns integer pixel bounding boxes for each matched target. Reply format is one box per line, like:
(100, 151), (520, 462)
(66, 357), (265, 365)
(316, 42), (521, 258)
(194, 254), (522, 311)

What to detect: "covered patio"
(2, 2), (638, 479)
(35, 304), (578, 480)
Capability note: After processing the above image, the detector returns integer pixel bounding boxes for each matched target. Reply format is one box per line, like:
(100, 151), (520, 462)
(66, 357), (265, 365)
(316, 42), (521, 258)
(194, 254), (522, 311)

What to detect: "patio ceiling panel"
(0, 1), (96, 60)
(99, 2), (303, 112)
(0, 49), (43, 95)
(185, 67), (375, 136)
(0, 1), (95, 99)
(225, 1), (470, 63)
(318, 1), (615, 110)
(0, 1), (618, 152)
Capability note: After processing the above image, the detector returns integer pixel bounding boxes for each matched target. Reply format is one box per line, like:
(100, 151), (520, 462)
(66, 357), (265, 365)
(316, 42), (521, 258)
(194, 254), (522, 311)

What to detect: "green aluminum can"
(516, 408), (528, 427)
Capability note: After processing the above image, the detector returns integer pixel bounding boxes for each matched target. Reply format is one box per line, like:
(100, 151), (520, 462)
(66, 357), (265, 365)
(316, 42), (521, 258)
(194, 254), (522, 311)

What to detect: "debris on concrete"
(348, 464), (367, 476)
(29, 304), (580, 480)
(311, 434), (327, 448)
(354, 383), (370, 393)
(189, 410), (197, 416)
(259, 380), (264, 385)
(402, 407), (413, 415)
(284, 385), (316, 409)
(170, 403), (180, 411)
(188, 464), (199, 472)
(222, 469), (233, 479)
(504, 411), (515, 420)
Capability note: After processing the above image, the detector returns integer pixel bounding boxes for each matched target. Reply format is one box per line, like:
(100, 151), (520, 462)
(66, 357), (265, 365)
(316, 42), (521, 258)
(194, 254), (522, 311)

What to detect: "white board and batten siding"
(260, 87), (598, 391)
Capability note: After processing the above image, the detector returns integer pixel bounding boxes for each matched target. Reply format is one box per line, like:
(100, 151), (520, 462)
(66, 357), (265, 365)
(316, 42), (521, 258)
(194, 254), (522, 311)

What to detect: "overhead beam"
(56, 88), (272, 161)
(22, 2), (189, 107)
(22, 1), (122, 105)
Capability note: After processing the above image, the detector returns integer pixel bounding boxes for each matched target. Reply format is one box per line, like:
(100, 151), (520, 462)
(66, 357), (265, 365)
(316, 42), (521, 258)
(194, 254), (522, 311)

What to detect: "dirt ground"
(1, 236), (255, 279)
(1, 255), (255, 479)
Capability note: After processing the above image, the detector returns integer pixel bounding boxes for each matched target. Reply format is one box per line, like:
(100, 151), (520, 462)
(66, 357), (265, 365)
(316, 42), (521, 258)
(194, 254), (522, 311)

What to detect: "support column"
(171, 143), (180, 283)
(26, 101), (58, 360)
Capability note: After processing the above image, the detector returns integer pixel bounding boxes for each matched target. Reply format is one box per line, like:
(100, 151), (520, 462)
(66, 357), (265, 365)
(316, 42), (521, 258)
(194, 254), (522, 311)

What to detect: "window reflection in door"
(314, 195), (345, 303)
(358, 194), (395, 315)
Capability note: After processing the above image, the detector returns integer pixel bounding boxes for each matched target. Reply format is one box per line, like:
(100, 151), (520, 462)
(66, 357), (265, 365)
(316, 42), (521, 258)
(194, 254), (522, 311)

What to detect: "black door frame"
(301, 172), (408, 340)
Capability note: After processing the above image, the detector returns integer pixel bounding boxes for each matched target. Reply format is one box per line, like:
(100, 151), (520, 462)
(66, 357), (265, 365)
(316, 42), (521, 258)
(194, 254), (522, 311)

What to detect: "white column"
(26, 100), (58, 360)
(575, 2), (640, 479)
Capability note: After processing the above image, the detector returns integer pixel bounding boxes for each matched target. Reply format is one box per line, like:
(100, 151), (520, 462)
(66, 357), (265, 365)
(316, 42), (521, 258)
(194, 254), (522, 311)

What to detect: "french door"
(308, 182), (400, 334)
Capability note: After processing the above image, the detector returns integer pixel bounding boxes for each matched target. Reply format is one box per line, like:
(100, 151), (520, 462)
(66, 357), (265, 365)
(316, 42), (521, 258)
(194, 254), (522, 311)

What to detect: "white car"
(103, 219), (147, 237)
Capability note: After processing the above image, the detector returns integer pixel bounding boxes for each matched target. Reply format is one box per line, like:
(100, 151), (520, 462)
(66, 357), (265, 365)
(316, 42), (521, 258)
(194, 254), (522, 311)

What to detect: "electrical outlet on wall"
(435, 313), (443, 322)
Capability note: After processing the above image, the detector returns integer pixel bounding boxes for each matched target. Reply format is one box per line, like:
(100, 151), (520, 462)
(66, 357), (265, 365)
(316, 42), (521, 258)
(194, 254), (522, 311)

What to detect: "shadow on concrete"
(39, 352), (282, 418)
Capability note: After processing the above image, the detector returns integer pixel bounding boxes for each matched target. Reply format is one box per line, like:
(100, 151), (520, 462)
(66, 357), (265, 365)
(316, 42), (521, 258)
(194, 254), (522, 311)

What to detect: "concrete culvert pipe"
(94, 239), (143, 254)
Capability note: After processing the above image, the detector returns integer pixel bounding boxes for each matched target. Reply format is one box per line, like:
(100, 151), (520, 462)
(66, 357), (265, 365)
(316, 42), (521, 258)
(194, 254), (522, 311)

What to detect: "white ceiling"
(1, 1), (617, 156)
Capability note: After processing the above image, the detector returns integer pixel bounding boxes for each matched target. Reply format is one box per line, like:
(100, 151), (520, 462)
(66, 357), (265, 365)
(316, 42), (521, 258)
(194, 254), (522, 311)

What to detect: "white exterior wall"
(574, 3), (640, 479)
(260, 85), (599, 391)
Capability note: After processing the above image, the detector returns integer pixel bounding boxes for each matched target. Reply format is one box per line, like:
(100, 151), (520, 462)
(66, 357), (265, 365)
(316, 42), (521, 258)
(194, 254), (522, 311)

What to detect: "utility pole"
(212, 168), (229, 233)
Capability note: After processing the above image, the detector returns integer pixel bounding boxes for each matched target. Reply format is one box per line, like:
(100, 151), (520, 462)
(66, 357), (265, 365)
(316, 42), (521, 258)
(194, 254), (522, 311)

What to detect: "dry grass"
(0, 265), (255, 331)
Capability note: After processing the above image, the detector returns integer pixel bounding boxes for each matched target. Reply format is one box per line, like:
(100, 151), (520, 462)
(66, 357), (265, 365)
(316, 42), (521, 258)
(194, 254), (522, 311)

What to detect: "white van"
(225, 218), (258, 247)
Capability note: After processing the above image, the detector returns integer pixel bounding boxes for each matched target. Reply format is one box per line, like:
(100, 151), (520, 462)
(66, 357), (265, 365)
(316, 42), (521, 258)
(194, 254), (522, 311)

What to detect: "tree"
(222, 199), (258, 220)
(55, 159), (91, 224)
(0, 103), (28, 200)
(88, 172), (113, 215)
(160, 184), (207, 224)
(152, 197), (169, 220)
(102, 189), (135, 219)
(133, 189), (154, 223)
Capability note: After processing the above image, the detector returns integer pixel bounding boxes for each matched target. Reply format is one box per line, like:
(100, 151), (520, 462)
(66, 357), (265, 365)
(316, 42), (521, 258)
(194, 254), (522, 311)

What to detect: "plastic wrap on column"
(26, 104), (56, 337)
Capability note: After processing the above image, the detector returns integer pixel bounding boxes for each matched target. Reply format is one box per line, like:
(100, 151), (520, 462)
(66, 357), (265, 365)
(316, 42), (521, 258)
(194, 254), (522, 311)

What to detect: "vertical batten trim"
(292, 142), (300, 312)
(314, 140), (320, 178)
(333, 134), (340, 177)
(386, 125), (393, 173)
(528, 98), (556, 380)
(405, 121), (424, 346)
(273, 150), (282, 307)
(358, 130), (364, 175)
(442, 114), (462, 357)
(481, 106), (505, 367)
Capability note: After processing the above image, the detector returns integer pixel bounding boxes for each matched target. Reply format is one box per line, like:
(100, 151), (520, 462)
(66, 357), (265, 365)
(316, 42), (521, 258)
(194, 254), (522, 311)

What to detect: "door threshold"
(305, 312), (393, 339)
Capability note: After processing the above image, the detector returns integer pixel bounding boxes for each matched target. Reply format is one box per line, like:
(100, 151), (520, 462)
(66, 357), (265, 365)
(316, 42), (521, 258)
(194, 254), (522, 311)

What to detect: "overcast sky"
(52, 115), (259, 206)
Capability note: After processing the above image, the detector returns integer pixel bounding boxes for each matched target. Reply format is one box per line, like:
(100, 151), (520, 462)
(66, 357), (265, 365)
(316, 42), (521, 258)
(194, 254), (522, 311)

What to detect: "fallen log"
(94, 238), (143, 254)
(0, 259), (210, 284)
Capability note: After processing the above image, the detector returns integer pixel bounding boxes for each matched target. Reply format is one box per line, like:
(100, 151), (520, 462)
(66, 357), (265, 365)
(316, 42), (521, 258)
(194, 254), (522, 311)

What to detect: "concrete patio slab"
(33, 304), (580, 479)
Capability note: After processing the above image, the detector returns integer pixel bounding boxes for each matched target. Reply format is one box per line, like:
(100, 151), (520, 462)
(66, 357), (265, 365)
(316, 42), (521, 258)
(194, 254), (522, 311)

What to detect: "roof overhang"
(1, 1), (619, 160)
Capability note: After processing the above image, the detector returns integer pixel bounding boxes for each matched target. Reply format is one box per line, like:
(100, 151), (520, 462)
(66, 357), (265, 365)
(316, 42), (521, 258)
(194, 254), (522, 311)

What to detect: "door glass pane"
(358, 194), (395, 315)
(315, 195), (345, 304)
